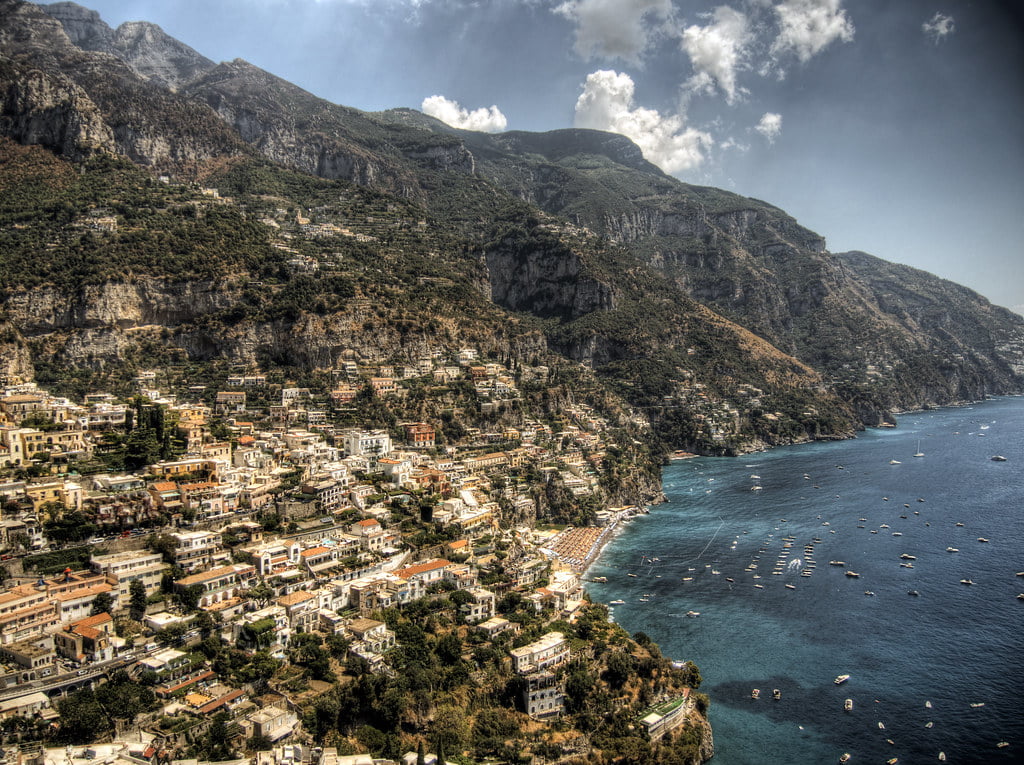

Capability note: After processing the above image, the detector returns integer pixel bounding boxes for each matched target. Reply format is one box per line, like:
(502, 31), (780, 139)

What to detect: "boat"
(753, 584), (764, 589)
(914, 440), (924, 458)
(830, 560), (846, 566)
(844, 698), (853, 711)
(839, 754), (850, 763)
(970, 702), (985, 708)
(890, 459), (901, 465)
(751, 688), (760, 699)
(785, 583), (796, 589)
(938, 755), (946, 762)
(1017, 593), (1024, 600)
(627, 573), (638, 577)
(609, 599), (625, 605)
(591, 576), (607, 583)
(925, 721), (933, 728)
(845, 571), (861, 578)
(977, 537), (989, 543)
(991, 455), (1007, 461)
(960, 579), (974, 585)
(908, 590), (920, 596)
(772, 688), (781, 700)
(835, 674), (850, 685)
(997, 741), (1009, 748)
(887, 759), (898, 764)
(946, 547), (959, 553)
(900, 562), (914, 568)
(864, 590), (875, 596)
(686, 610), (700, 617)
(926, 700), (932, 708)
(900, 554), (917, 560)
(956, 522), (965, 527)
(878, 721), (886, 730)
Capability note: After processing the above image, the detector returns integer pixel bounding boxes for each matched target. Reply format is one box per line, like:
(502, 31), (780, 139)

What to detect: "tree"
(149, 533), (178, 564)
(129, 579), (147, 620)
(90, 591), (115, 616)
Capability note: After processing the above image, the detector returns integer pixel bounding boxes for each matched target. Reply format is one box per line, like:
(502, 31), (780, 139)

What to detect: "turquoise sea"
(588, 397), (1024, 764)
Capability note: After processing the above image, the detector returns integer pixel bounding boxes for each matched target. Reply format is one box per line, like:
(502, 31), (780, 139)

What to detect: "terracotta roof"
(71, 612), (112, 630)
(177, 564), (252, 587)
(355, 519), (380, 527)
(277, 591), (315, 606)
(396, 558), (451, 579)
(152, 481), (177, 492)
(300, 546), (331, 557)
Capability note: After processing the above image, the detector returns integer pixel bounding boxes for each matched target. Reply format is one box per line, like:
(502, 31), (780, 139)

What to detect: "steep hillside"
(2, 0), (1021, 452)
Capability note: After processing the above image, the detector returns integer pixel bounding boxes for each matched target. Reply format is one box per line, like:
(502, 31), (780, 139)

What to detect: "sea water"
(588, 397), (1024, 764)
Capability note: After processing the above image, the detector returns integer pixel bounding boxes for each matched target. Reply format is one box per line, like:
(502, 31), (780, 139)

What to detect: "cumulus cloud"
(681, 5), (751, 104)
(421, 95), (508, 132)
(770, 0), (854, 63)
(922, 12), (955, 43)
(555, 0), (673, 64)
(574, 69), (713, 174)
(754, 112), (782, 142)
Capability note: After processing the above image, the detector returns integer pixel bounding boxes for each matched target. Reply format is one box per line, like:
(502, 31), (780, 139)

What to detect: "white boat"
(835, 674), (851, 685)
(839, 754), (850, 763)
(925, 700), (932, 708)
(960, 579), (975, 585)
(772, 688), (781, 700)
(785, 584), (796, 589)
(830, 560), (846, 566)
(900, 554), (917, 560)
(969, 702), (985, 708)
(844, 698), (853, 711)
(686, 610), (700, 617)
(977, 538), (989, 543)
(845, 571), (861, 578)
(946, 547), (959, 552)
(751, 688), (760, 699)
(914, 440), (924, 457)
(878, 721), (885, 730)
(890, 459), (901, 465)
(925, 721), (933, 728)
(991, 455), (1007, 461)
(609, 599), (625, 605)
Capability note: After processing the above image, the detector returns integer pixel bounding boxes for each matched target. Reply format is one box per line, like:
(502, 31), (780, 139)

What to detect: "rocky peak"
(35, 1), (112, 48)
(40, 2), (214, 91)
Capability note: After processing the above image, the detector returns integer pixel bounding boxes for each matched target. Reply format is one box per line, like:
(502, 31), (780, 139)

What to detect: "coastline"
(542, 505), (649, 576)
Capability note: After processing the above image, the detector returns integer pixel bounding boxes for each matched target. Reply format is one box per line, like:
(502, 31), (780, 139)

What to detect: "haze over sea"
(588, 397), (1024, 764)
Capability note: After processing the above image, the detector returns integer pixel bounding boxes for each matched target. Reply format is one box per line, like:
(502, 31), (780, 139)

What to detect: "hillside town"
(0, 348), (705, 765)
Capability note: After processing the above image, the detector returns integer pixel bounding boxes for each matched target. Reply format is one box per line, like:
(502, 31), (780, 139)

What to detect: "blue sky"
(59, 0), (1024, 314)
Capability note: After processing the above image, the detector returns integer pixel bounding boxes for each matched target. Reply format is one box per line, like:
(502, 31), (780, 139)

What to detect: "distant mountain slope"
(1, 0), (1021, 452)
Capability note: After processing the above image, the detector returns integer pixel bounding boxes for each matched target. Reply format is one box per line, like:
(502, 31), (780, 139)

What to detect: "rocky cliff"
(1, 0), (1021, 443)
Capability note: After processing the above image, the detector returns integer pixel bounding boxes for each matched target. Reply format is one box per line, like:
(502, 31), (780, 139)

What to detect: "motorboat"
(844, 698), (853, 711)
(751, 688), (760, 699)
(772, 688), (781, 700)
(834, 674), (850, 685)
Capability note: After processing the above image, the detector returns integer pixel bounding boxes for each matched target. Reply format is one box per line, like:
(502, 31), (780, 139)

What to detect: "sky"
(58, 0), (1024, 314)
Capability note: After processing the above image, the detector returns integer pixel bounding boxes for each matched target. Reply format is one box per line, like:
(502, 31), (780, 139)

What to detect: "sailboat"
(913, 439), (924, 458)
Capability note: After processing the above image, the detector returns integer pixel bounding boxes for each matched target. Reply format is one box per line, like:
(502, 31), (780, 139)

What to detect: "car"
(76, 669), (87, 676)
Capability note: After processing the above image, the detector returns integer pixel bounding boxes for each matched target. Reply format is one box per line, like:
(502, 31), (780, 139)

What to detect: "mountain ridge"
(1, 0), (1021, 450)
